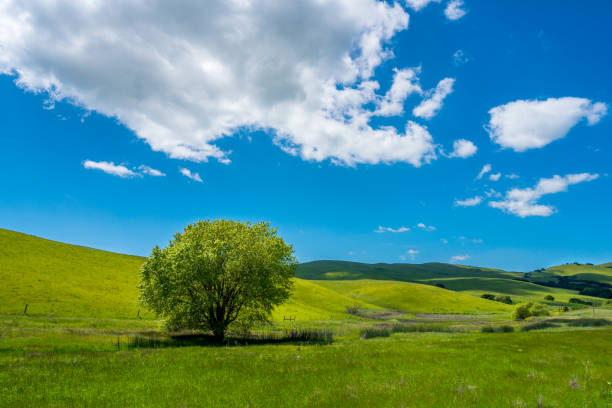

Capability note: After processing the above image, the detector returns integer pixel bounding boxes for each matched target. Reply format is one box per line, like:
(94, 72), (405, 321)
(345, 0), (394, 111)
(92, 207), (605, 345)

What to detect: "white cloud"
(451, 254), (470, 262)
(138, 165), (165, 177)
(444, 0), (467, 20)
(452, 49), (469, 65)
(448, 139), (477, 158)
(506, 174), (519, 179)
(487, 97), (608, 152)
(489, 172), (501, 181)
(489, 173), (599, 217)
(454, 196), (482, 207)
(399, 248), (419, 261)
(484, 188), (501, 198)
(375, 225), (410, 233)
(179, 168), (203, 183)
(375, 67), (422, 117)
(416, 222), (436, 231)
(477, 164), (492, 179)
(0, 1), (450, 167)
(404, 0), (441, 11)
(83, 160), (137, 178)
(413, 78), (455, 119)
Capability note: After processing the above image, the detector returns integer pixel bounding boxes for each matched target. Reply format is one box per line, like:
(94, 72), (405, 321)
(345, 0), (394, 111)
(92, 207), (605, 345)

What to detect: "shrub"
(544, 295), (555, 301)
(569, 298), (592, 305)
(360, 327), (391, 339)
(481, 293), (496, 301)
(495, 295), (513, 305)
(346, 304), (361, 315)
(434, 283), (445, 288)
(512, 302), (533, 320)
(528, 303), (550, 317)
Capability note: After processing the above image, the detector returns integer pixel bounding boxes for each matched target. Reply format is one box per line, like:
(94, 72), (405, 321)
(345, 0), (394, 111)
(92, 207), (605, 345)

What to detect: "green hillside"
(297, 260), (612, 303)
(314, 279), (513, 314)
(0, 229), (511, 321)
(0, 228), (148, 318)
(297, 260), (522, 281)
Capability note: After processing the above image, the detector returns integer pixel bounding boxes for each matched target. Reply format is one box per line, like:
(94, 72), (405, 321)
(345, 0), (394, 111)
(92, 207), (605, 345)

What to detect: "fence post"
(24, 304), (28, 315)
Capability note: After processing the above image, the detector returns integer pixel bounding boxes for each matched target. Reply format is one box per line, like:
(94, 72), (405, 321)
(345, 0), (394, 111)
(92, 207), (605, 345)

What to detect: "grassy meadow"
(1, 228), (611, 407)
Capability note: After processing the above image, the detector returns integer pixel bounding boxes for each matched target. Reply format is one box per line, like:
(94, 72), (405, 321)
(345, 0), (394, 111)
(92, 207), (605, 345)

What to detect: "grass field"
(1, 315), (611, 407)
(1, 228), (611, 407)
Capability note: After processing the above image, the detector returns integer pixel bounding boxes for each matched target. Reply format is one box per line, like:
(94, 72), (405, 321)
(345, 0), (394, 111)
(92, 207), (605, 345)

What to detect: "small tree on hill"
(139, 219), (297, 342)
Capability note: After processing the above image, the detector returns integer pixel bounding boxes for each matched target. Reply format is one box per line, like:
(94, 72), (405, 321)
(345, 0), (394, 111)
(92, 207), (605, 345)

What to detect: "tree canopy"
(139, 219), (297, 341)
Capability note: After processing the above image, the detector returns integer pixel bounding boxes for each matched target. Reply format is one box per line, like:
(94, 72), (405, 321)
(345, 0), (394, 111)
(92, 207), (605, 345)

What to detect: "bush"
(481, 293), (495, 301)
(528, 303), (550, 317)
(346, 304), (361, 315)
(544, 295), (555, 301)
(495, 295), (513, 305)
(360, 327), (391, 339)
(434, 283), (445, 288)
(569, 298), (592, 306)
(512, 303), (533, 320)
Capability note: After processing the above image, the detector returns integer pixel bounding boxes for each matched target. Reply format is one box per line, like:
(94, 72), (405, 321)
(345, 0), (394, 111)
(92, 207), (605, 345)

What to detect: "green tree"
(139, 220), (297, 342)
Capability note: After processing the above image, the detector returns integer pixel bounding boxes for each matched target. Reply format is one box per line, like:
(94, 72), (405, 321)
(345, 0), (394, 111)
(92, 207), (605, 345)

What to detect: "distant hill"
(297, 260), (609, 303)
(296, 260), (522, 281)
(527, 263), (612, 298)
(0, 229), (512, 320)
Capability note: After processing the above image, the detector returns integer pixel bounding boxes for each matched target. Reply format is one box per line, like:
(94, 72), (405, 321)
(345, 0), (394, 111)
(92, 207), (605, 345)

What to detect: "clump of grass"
(565, 318), (611, 327)
(391, 324), (456, 333)
(481, 325), (514, 333)
(360, 327), (391, 339)
(120, 328), (333, 349)
(520, 321), (559, 332)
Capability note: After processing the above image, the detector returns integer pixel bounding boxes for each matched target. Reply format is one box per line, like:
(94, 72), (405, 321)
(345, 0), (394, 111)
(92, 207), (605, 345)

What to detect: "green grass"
(314, 279), (513, 314)
(0, 228), (148, 318)
(1, 323), (610, 407)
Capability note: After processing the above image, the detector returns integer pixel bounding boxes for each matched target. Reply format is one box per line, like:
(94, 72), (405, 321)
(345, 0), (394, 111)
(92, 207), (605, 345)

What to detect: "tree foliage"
(139, 220), (297, 341)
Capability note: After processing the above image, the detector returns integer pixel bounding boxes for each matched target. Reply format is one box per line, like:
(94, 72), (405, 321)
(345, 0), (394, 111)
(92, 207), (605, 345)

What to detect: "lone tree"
(139, 219), (297, 342)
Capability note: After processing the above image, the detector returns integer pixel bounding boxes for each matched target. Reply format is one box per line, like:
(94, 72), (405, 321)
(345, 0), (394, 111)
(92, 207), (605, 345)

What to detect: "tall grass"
(118, 328), (333, 349)
(360, 327), (391, 339)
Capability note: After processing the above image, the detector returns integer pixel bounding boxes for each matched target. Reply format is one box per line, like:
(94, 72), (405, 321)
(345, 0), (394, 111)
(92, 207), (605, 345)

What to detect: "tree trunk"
(212, 322), (226, 343)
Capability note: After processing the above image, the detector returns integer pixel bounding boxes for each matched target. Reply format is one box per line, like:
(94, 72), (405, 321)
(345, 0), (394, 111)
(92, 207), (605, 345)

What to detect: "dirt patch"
(415, 314), (482, 320)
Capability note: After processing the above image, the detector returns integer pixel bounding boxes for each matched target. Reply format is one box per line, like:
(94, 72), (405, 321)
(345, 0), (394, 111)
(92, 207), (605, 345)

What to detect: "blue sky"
(1, 0), (611, 271)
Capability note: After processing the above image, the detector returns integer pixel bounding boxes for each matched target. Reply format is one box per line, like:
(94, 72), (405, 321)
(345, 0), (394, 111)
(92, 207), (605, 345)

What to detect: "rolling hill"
(297, 260), (610, 303)
(0, 229), (513, 321)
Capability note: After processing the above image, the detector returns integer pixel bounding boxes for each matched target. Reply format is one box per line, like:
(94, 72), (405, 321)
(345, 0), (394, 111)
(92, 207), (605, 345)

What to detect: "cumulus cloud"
(179, 168), (203, 183)
(375, 67), (422, 117)
(489, 172), (501, 181)
(375, 225), (410, 233)
(444, 0), (467, 20)
(487, 97), (608, 152)
(83, 160), (137, 178)
(138, 165), (165, 177)
(448, 139), (477, 158)
(0, 1), (452, 167)
(413, 78), (455, 119)
(400, 249), (419, 261)
(404, 0), (441, 11)
(454, 196), (482, 207)
(416, 222), (436, 231)
(477, 164), (492, 179)
(451, 254), (470, 262)
(489, 173), (599, 217)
